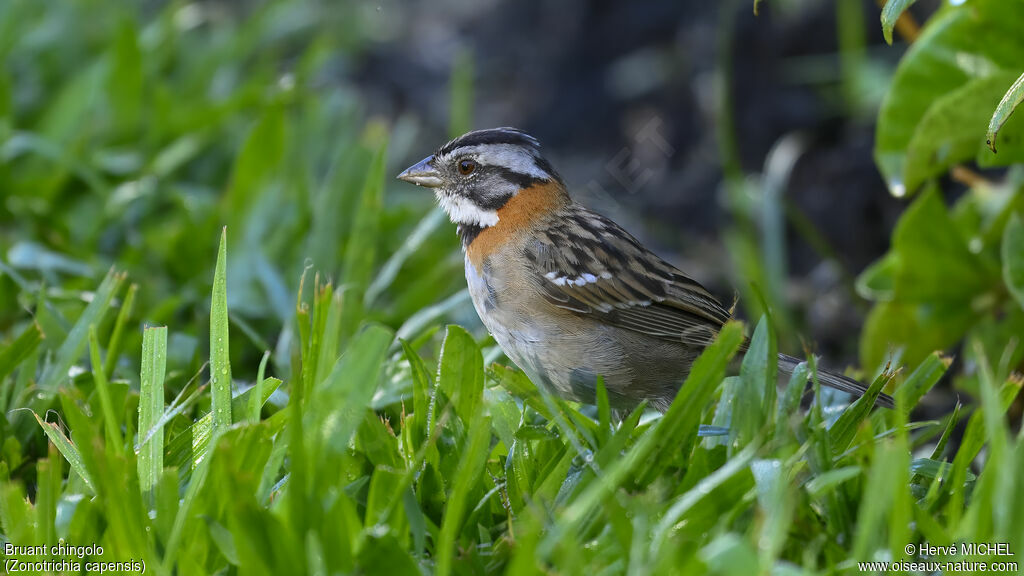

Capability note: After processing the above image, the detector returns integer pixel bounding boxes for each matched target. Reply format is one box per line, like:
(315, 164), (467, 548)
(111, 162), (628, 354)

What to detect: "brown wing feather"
(526, 205), (731, 346)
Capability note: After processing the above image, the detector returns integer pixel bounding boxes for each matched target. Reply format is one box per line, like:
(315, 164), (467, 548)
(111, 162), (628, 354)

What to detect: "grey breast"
(465, 250), (692, 409)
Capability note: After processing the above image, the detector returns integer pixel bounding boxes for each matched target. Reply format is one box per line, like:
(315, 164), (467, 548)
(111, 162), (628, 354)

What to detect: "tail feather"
(777, 353), (895, 409)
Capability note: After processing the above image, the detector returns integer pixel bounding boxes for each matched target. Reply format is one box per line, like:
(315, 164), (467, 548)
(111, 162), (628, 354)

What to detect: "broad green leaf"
(903, 73), (1024, 191)
(859, 299), (971, 376)
(987, 72), (1024, 153)
(860, 189), (996, 370)
(875, 0), (1024, 196)
(855, 253), (897, 302)
(892, 189), (997, 301)
(880, 0), (916, 45)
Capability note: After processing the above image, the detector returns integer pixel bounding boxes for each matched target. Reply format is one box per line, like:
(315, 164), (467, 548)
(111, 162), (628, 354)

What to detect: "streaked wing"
(525, 205), (731, 346)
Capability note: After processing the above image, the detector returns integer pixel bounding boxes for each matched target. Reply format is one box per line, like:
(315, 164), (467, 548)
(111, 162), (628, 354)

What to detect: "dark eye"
(458, 159), (476, 175)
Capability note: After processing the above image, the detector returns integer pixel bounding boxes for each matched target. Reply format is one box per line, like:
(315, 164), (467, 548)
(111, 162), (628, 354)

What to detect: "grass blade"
(165, 378), (282, 473)
(89, 324), (123, 454)
(542, 322), (744, 554)
(448, 49), (474, 137)
(33, 412), (93, 490)
(650, 443), (758, 557)
(139, 326), (167, 504)
(437, 325), (484, 427)
(736, 315), (776, 448)
(104, 282), (137, 377)
(0, 321), (43, 384)
(435, 410), (491, 576)
(211, 227), (233, 433)
(893, 352), (951, 416)
(250, 350), (271, 423)
(341, 141), (387, 291)
(39, 268), (123, 390)
(365, 208), (446, 307)
(829, 369), (891, 457)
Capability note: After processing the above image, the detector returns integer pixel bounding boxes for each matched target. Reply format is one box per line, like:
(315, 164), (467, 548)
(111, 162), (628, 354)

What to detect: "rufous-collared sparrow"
(398, 127), (893, 411)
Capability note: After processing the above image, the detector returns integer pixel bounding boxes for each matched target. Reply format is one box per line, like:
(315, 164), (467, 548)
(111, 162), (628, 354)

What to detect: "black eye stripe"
(490, 166), (545, 189)
(474, 191), (514, 211)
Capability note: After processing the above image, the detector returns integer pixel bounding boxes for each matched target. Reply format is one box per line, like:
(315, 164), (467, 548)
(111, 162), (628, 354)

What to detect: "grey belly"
(465, 257), (693, 410)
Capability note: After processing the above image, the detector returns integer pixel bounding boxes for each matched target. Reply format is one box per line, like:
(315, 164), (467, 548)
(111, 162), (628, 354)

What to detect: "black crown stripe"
(439, 127), (540, 156)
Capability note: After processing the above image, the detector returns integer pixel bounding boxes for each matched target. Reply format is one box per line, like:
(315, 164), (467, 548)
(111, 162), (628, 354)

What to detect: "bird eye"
(458, 159), (476, 175)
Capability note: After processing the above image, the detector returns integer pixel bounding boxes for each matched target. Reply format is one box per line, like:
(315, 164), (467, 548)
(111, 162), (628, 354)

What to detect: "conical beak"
(396, 155), (442, 188)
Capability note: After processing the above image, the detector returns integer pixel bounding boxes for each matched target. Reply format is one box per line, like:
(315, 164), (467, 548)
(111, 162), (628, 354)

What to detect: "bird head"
(397, 127), (563, 230)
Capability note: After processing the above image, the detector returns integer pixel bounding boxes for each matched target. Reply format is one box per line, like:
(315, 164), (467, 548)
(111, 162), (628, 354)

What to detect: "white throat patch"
(436, 192), (499, 227)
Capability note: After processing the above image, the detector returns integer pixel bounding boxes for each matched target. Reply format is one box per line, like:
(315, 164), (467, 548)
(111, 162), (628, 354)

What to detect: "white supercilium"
(451, 144), (550, 180)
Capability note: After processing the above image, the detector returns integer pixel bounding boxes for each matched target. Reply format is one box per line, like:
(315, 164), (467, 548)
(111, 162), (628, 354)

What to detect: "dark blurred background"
(355, 0), (936, 365)
(0, 0), (941, 375)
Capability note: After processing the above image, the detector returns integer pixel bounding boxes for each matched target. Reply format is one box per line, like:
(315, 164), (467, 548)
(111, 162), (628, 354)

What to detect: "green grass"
(2, 1), (1024, 574)
(7, 241), (1024, 573)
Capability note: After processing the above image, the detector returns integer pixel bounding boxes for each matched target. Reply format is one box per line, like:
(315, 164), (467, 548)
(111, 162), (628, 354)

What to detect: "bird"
(397, 127), (894, 412)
